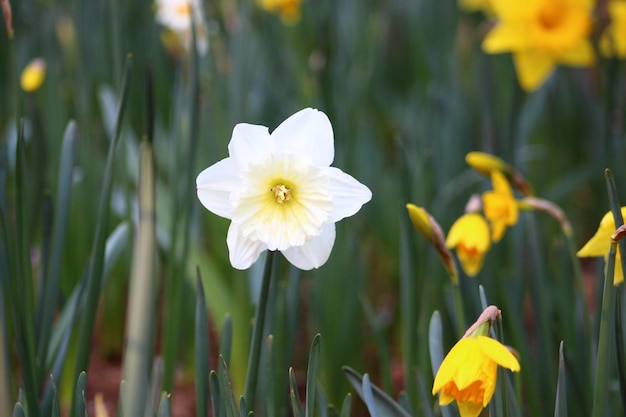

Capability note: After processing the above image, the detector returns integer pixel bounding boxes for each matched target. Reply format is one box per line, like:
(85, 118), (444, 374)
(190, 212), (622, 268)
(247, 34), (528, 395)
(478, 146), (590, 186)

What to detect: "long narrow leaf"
(37, 120), (78, 376)
(306, 334), (321, 417)
(122, 138), (157, 417)
(554, 341), (568, 417)
(72, 55), (132, 417)
(196, 269), (210, 417)
(362, 374), (380, 417)
(342, 366), (411, 417)
(289, 367), (303, 417)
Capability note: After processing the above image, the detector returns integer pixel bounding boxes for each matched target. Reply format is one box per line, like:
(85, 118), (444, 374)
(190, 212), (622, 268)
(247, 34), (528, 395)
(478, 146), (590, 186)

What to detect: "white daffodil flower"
(155, 0), (208, 55)
(196, 108), (372, 270)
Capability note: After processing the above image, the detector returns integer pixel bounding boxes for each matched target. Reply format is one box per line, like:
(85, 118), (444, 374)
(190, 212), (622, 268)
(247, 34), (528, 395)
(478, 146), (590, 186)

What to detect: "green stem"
(244, 251), (276, 411)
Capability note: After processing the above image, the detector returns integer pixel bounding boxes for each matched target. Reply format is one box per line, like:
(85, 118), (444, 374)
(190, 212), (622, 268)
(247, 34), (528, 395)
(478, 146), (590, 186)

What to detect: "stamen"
(271, 184), (292, 204)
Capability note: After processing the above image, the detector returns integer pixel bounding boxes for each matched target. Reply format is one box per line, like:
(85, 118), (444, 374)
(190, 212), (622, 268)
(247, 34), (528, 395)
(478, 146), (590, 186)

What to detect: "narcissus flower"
(482, 170), (518, 242)
(600, 0), (626, 58)
(482, 0), (594, 91)
(20, 58), (46, 92)
(446, 213), (491, 277)
(257, 0), (302, 24)
(155, 0), (208, 55)
(196, 108), (372, 270)
(432, 335), (520, 417)
(577, 207), (626, 284)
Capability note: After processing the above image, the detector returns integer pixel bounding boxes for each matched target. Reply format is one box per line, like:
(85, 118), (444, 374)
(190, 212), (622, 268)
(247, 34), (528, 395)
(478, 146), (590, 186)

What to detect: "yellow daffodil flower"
(600, 0), (626, 58)
(482, 0), (595, 91)
(257, 0), (302, 24)
(432, 335), (520, 417)
(482, 170), (518, 242)
(20, 58), (46, 92)
(196, 108), (372, 270)
(446, 213), (491, 277)
(577, 207), (626, 284)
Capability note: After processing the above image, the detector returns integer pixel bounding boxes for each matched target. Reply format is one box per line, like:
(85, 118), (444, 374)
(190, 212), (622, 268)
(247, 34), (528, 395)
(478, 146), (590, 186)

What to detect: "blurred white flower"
(155, 0), (208, 55)
(196, 108), (372, 270)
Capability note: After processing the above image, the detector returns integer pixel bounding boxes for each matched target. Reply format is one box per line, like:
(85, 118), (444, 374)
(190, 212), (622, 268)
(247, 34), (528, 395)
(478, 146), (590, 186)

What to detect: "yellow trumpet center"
(271, 184), (292, 204)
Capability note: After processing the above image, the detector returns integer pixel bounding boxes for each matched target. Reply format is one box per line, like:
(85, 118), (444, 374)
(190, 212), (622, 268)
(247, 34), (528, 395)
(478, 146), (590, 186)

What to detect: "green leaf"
(210, 370), (223, 417)
(75, 371), (88, 417)
(12, 403), (25, 417)
(554, 341), (568, 417)
(72, 56), (132, 417)
(416, 371), (435, 417)
(157, 393), (171, 417)
(220, 314), (233, 368)
(362, 374), (380, 417)
(339, 393), (352, 417)
(289, 367), (303, 417)
(36, 120), (78, 374)
(306, 334), (321, 417)
(196, 269), (210, 417)
(218, 356), (240, 417)
(342, 366), (411, 417)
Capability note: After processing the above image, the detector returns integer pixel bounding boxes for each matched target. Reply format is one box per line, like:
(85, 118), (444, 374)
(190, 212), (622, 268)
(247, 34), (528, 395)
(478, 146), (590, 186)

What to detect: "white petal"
(325, 167), (372, 222)
(227, 224), (267, 270)
(281, 223), (336, 270)
(228, 123), (272, 168)
(196, 158), (240, 219)
(271, 108), (334, 167)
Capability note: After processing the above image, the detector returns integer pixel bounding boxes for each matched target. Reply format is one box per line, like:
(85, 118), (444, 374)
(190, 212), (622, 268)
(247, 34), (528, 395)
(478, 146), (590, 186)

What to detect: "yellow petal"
(482, 23), (530, 54)
(446, 214), (491, 252)
(477, 336), (520, 372)
(457, 399), (484, 417)
(20, 58), (46, 92)
(558, 39), (595, 67)
(407, 204), (433, 242)
(577, 208), (626, 257)
(489, 0), (539, 19)
(512, 50), (556, 91)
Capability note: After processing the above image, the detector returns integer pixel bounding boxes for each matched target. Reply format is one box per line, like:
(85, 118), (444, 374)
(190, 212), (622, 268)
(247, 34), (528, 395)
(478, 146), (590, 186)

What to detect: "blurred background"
(1, 0), (624, 416)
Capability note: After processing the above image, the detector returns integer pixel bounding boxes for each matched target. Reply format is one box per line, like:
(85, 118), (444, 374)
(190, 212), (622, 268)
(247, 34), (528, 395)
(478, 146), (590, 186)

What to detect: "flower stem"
(244, 251), (276, 411)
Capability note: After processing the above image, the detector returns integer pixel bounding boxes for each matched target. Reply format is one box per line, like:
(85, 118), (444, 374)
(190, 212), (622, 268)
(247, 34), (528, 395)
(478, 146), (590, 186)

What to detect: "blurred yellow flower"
(94, 393), (110, 417)
(155, 0), (208, 55)
(600, 1), (626, 58)
(257, 0), (302, 24)
(20, 58), (46, 92)
(482, 0), (594, 91)
(577, 207), (626, 284)
(446, 213), (491, 277)
(482, 170), (518, 242)
(433, 335), (520, 417)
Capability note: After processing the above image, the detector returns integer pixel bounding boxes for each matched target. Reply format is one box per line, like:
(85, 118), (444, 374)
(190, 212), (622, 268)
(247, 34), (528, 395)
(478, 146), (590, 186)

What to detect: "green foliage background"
(2, 0), (625, 416)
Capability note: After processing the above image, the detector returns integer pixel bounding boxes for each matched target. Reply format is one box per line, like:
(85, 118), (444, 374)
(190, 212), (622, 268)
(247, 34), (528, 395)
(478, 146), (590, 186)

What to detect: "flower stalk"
(244, 250), (276, 411)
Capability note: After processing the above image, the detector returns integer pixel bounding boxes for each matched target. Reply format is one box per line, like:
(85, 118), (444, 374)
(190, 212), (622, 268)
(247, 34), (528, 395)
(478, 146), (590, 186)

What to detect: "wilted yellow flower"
(20, 58), (46, 92)
(482, 170), (518, 242)
(432, 334), (520, 417)
(577, 207), (626, 285)
(600, 1), (626, 58)
(482, 0), (594, 91)
(446, 213), (491, 277)
(257, 0), (302, 24)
